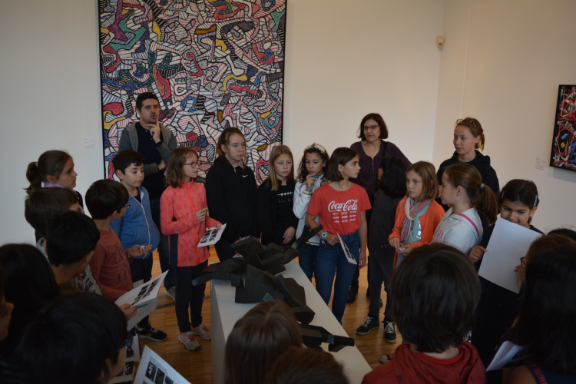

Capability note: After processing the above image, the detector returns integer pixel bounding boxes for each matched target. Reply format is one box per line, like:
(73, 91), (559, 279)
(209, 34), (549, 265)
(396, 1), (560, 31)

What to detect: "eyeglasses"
(125, 202), (131, 209)
(363, 125), (379, 131)
(185, 162), (199, 168)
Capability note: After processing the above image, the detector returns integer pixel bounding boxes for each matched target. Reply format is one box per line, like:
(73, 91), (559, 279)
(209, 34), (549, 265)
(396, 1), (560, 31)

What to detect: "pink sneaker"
(191, 323), (211, 340)
(178, 331), (201, 351)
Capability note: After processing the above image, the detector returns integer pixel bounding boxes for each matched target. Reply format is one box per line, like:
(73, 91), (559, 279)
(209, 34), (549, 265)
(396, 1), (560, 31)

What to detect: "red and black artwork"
(550, 85), (576, 172)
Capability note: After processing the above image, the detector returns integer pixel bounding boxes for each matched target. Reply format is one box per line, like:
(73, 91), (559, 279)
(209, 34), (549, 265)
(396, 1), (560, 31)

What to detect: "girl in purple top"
(348, 113), (411, 302)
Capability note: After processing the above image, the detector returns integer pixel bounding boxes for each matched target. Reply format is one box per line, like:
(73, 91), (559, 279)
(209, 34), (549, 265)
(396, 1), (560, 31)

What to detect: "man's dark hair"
(45, 211), (100, 267)
(15, 293), (127, 384)
(135, 92), (159, 111)
(24, 188), (79, 236)
(391, 243), (480, 353)
(0, 244), (60, 356)
(263, 347), (349, 384)
(85, 180), (129, 220)
(548, 228), (576, 242)
(112, 150), (145, 175)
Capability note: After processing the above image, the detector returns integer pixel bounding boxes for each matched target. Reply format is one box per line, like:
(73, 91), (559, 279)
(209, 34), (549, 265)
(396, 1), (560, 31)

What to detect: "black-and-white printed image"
(145, 362), (157, 380)
(126, 345), (134, 359)
(164, 377), (174, 384)
(154, 369), (166, 384)
(123, 361), (134, 376)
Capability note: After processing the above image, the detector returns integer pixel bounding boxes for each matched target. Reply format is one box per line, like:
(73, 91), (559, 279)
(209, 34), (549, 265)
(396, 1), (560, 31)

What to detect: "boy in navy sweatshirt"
(110, 150), (166, 342)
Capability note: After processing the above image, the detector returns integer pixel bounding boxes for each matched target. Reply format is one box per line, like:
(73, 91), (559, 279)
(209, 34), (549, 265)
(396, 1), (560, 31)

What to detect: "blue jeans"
(298, 245), (319, 281)
(150, 197), (175, 290)
(314, 231), (359, 323)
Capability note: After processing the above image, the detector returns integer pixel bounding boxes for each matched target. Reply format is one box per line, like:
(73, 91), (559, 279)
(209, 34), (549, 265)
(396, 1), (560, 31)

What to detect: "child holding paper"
(468, 180), (543, 382)
(505, 241), (576, 383)
(161, 148), (221, 351)
(305, 147), (371, 323)
(110, 150), (161, 336)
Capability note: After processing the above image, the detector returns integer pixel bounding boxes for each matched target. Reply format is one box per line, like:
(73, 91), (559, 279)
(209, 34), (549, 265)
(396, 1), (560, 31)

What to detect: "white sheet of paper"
(337, 234), (357, 265)
(134, 346), (191, 384)
(478, 217), (542, 293)
(109, 335), (141, 383)
(486, 341), (526, 371)
(115, 271), (168, 330)
(198, 223), (227, 247)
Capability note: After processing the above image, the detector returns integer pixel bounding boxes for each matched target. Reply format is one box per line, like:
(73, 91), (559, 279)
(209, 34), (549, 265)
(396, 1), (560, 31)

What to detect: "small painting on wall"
(550, 85), (576, 172)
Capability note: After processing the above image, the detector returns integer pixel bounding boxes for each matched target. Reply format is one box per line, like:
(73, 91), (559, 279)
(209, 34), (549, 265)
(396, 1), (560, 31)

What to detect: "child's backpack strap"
(457, 213), (479, 236)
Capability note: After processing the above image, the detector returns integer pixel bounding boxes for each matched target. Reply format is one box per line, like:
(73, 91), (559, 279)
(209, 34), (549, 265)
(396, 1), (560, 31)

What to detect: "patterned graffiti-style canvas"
(550, 85), (576, 172)
(98, 0), (286, 183)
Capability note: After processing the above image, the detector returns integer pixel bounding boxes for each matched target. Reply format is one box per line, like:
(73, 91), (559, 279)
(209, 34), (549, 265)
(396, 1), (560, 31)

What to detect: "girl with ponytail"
(26, 150), (84, 217)
(432, 163), (497, 255)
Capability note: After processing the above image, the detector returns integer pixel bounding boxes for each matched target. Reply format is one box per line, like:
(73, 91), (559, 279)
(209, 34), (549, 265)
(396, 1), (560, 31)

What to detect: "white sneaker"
(191, 323), (211, 340)
(178, 331), (201, 351)
(165, 286), (176, 301)
(380, 353), (394, 364)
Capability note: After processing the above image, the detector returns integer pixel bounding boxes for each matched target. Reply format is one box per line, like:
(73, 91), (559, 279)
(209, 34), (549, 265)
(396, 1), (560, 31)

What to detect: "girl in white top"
(293, 143), (329, 281)
(433, 163), (498, 255)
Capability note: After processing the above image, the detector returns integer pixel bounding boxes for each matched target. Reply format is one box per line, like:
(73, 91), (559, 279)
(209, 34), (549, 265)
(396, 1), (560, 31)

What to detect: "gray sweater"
(118, 123), (177, 176)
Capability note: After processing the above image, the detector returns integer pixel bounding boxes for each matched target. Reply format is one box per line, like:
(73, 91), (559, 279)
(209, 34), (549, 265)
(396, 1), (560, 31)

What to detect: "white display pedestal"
(210, 259), (372, 384)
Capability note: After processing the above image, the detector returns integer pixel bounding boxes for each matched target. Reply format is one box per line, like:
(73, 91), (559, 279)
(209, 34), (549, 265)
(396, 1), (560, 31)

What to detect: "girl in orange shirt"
(161, 148), (221, 352)
(389, 161), (444, 267)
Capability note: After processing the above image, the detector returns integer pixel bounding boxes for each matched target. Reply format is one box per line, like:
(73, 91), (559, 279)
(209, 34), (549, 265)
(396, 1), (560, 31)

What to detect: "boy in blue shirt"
(111, 150), (166, 342)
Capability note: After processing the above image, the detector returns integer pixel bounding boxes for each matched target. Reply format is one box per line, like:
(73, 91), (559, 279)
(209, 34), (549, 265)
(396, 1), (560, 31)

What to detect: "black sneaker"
(356, 316), (379, 335)
(347, 289), (358, 304)
(136, 324), (168, 342)
(384, 321), (397, 343)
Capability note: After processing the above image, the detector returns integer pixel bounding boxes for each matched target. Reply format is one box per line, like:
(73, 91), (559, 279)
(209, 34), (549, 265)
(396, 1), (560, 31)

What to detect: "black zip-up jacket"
(436, 150), (500, 210)
(205, 155), (259, 243)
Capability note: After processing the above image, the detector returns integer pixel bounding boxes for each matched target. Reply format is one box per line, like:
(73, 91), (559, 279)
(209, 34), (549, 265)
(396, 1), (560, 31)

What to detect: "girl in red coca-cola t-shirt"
(306, 148), (371, 323)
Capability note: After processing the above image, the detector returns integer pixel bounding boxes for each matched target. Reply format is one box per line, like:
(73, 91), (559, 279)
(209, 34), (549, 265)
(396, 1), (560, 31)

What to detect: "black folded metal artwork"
(191, 224), (354, 351)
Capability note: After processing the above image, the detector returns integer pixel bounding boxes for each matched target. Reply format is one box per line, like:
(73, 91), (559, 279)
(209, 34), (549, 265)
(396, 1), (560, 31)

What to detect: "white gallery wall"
(0, 0), (444, 244)
(433, 0), (576, 232)
(0, 0), (574, 244)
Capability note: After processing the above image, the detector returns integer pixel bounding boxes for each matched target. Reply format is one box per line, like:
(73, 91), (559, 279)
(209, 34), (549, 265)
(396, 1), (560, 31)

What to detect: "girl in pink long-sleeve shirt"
(161, 148), (221, 352)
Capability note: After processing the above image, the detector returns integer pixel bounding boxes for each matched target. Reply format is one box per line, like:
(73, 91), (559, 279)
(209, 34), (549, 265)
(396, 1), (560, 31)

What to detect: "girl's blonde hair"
(406, 161), (439, 201)
(165, 147), (199, 188)
(455, 117), (485, 151)
(266, 145), (294, 191)
(444, 163), (498, 224)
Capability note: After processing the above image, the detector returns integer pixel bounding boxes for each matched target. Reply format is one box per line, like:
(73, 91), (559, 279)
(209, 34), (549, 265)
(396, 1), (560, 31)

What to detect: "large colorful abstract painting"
(550, 85), (576, 172)
(98, 0), (286, 183)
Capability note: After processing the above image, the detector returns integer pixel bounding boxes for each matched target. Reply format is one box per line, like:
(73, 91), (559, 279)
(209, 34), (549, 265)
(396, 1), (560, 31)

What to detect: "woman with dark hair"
(505, 244), (576, 383)
(225, 301), (302, 384)
(0, 244), (60, 358)
(348, 113), (411, 302)
(15, 293), (129, 384)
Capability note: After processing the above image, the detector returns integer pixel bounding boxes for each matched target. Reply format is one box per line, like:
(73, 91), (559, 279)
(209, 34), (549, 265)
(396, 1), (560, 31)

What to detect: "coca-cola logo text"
(328, 199), (358, 212)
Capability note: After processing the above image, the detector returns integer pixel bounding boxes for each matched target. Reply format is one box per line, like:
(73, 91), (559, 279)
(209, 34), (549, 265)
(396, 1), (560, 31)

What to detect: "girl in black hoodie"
(205, 128), (258, 261)
(436, 117), (499, 211)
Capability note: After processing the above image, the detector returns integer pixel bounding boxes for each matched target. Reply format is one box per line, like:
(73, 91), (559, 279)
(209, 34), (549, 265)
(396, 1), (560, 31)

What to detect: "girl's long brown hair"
(444, 163), (498, 224)
(165, 147), (199, 188)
